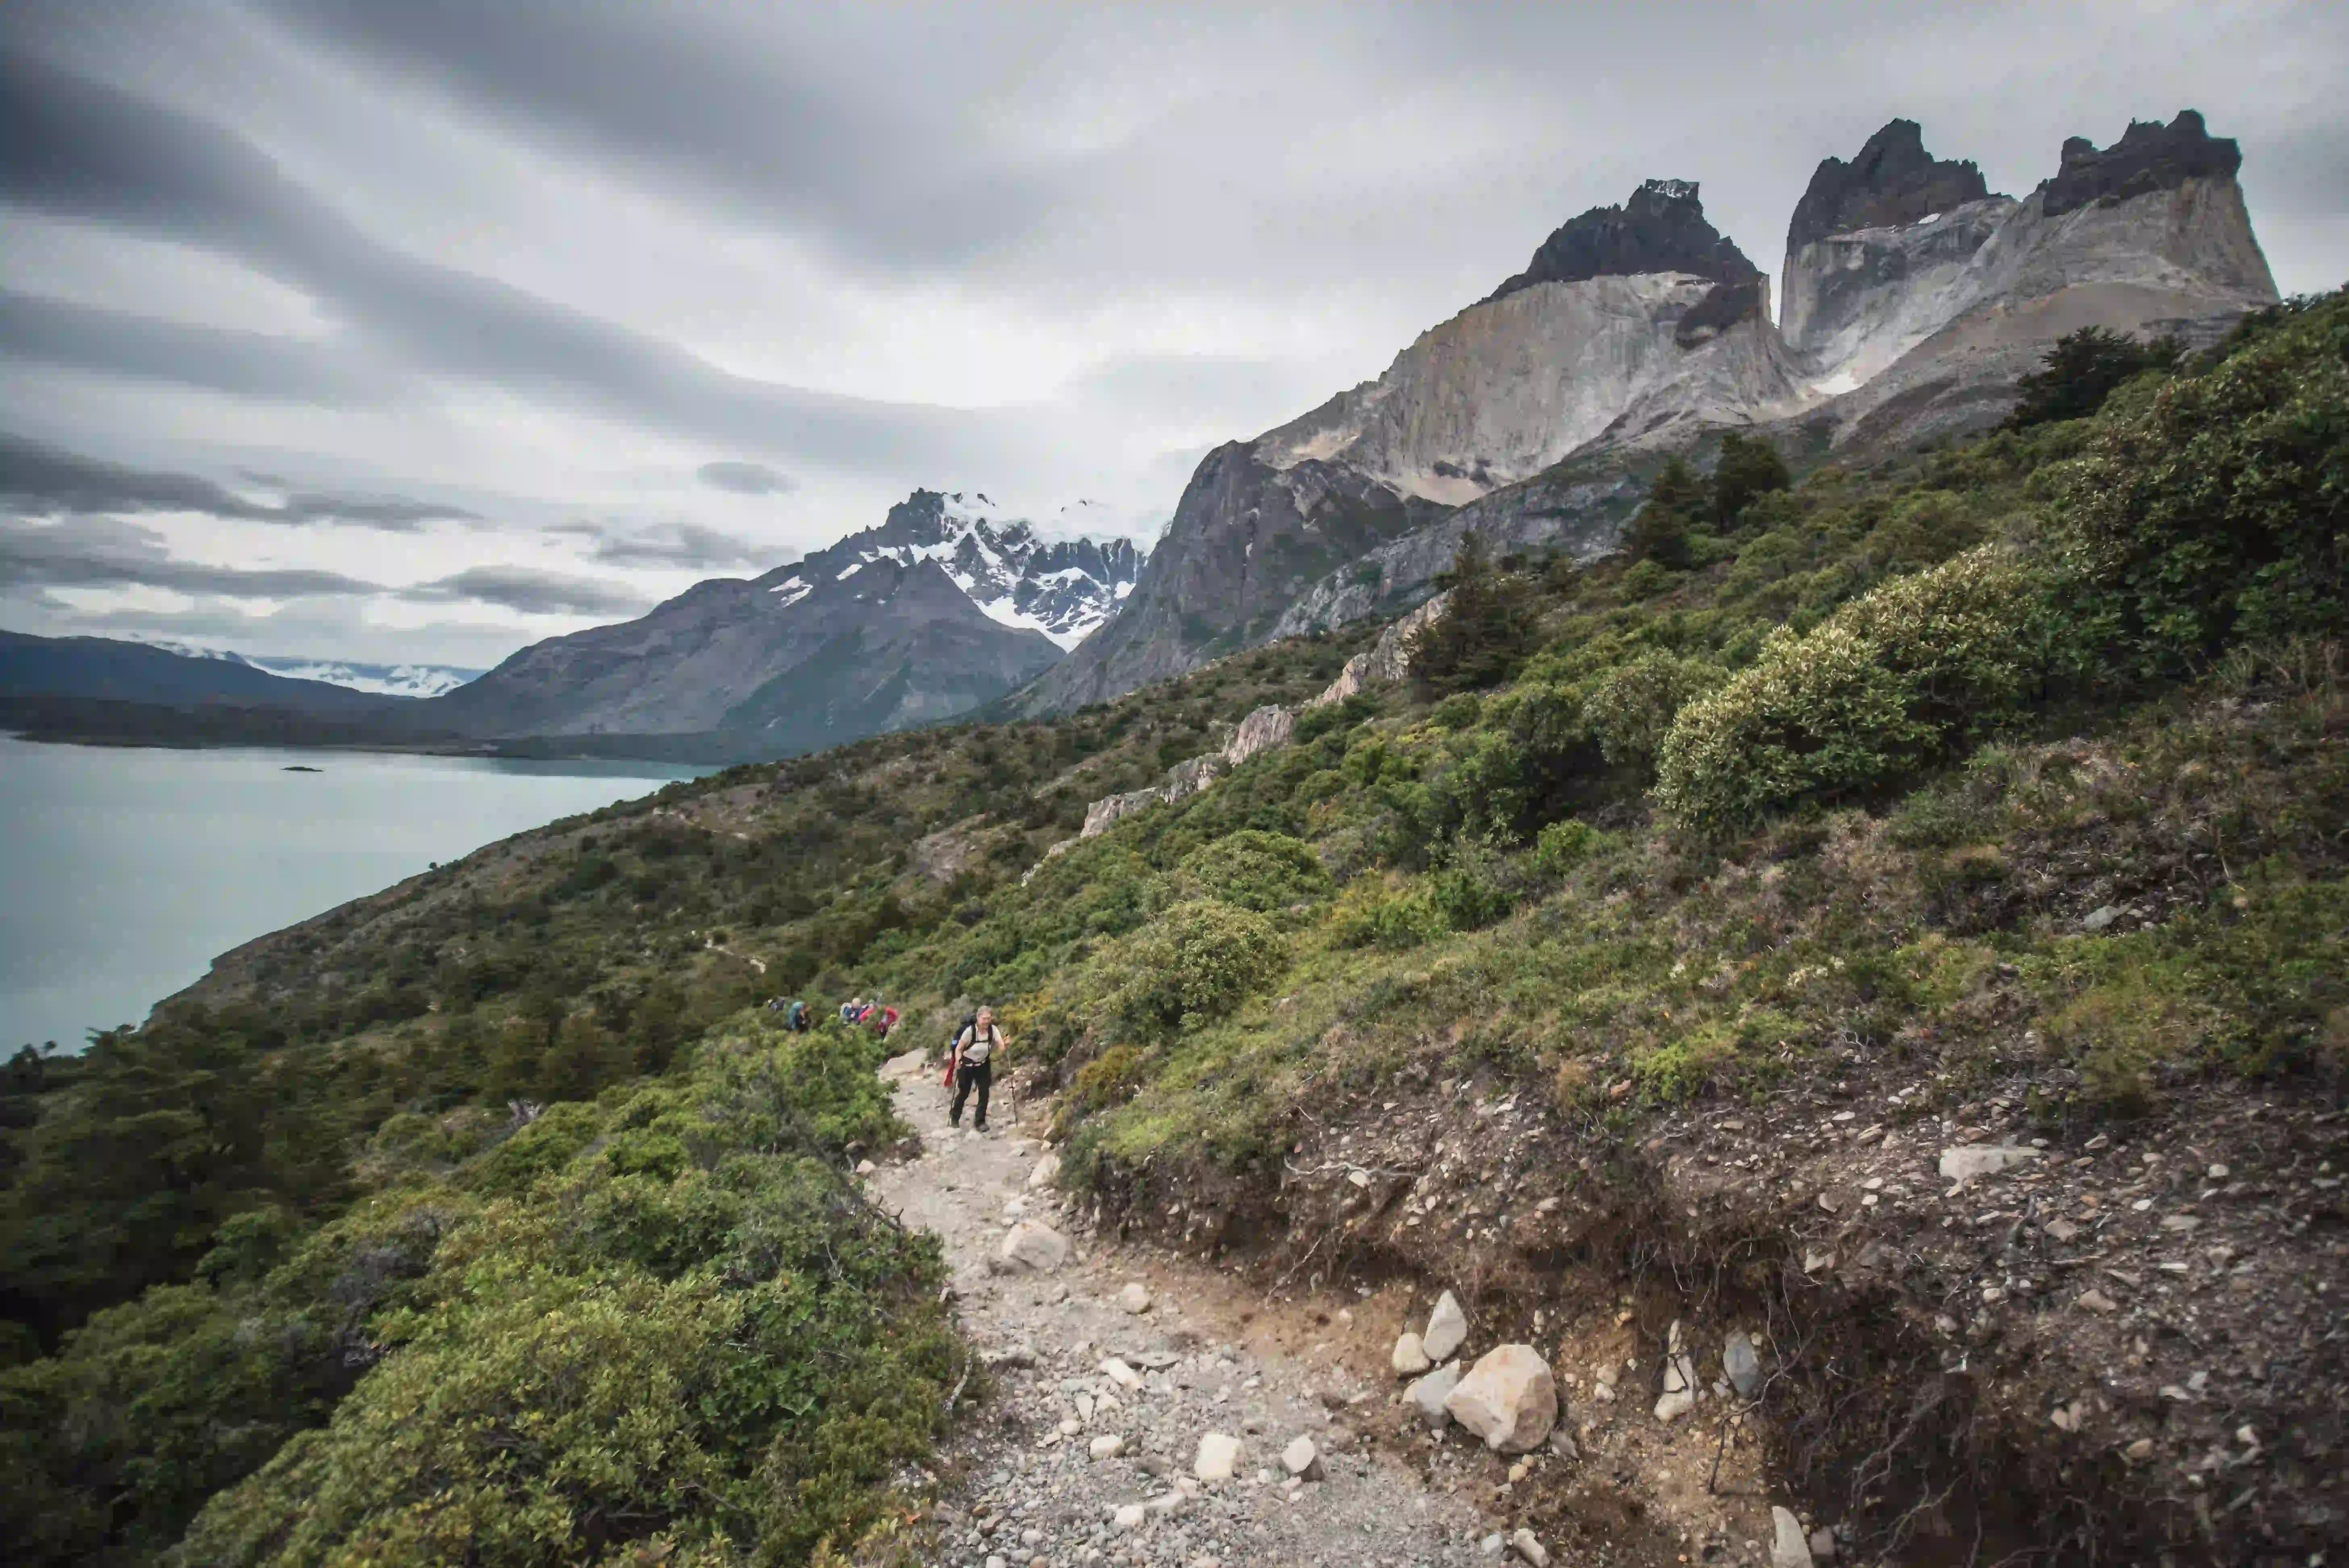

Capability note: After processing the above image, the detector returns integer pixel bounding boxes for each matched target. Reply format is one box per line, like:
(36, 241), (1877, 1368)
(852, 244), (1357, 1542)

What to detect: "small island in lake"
(282, 765), (323, 773)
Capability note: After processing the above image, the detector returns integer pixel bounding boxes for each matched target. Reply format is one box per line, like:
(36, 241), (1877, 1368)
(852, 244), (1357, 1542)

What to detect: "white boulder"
(1406, 1362), (1463, 1430)
(1281, 1435), (1324, 1479)
(1392, 1331), (1432, 1376)
(1194, 1432), (1243, 1482)
(1119, 1282), (1153, 1315)
(1938, 1145), (2042, 1184)
(1443, 1344), (1558, 1453)
(1423, 1290), (1468, 1362)
(1771, 1505), (1816, 1568)
(1027, 1152), (1062, 1190)
(997, 1220), (1068, 1272)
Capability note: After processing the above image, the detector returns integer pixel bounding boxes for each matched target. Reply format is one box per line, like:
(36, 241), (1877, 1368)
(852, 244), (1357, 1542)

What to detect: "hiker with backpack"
(944, 1005), (1006, 1132)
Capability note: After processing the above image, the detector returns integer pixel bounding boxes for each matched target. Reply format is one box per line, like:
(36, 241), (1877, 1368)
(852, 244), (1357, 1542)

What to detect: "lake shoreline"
(1, 738), (715, 1053)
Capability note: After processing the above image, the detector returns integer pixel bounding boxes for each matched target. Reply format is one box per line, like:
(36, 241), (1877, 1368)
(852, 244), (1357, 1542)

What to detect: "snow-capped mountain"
(427, 487), (1142, 751)
(788, 490), (1145, 650)
(123, 637), (481, 698)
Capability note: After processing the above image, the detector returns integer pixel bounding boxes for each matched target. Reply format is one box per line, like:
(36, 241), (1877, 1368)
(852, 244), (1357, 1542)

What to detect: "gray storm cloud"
(552, 518), (778, 571)
(399, 566), (653, 618)
(696, 461), (796, 496)
(0, 432), (479, 530)
(0, 46), (1035, 482)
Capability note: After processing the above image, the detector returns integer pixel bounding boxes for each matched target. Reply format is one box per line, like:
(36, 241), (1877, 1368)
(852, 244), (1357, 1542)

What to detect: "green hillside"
(4, 290), (2343, 1565)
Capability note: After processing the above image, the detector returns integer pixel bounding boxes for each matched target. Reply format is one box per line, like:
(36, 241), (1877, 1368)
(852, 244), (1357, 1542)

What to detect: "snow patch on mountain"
(244, 658), (484, 699)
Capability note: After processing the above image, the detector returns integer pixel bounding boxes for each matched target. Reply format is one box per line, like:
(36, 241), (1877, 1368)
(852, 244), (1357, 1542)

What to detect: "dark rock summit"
(1487, 179), (1759, 303)
(2040, 109), (2243, 217)
(1787, 118), (1992, 248)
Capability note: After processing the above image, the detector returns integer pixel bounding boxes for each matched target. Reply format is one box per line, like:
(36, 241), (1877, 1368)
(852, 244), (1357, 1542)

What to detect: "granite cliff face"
(1785, 111), (2278, 447)
(1022, 180), (1803, 712)
(430, 489), (1138, 750)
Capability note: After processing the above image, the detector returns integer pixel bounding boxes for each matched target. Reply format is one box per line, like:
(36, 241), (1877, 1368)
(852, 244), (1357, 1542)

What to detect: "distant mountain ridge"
(0, 629), (416, 716)
(121, 639), (483, 699)
(424, 488), (1142, 751)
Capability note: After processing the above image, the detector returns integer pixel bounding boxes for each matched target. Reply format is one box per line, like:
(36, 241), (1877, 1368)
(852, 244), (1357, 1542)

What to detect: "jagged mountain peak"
(2041, 109), (2243, 217)
(1486, 177), (1759, 305)
(1787, 119), (1994, 249)
(770, 487), (1144, 650)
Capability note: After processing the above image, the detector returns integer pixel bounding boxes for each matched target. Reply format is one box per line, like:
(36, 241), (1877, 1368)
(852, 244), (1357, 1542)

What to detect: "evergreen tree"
(1627, 457), (1703, 568)
(2005, 326), (2182, 430)
(1411, 530), (1537, 695)
(1709, 432), (1791, 527)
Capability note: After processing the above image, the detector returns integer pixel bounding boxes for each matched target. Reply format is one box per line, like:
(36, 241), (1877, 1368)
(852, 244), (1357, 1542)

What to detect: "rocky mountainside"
(1025, 111), (2279, 712)
(430, 489), (1138, 749)
(1021, 180), (1802, 714)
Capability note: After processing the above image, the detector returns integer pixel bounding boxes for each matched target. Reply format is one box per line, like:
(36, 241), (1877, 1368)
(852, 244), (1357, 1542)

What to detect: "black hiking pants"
(950, 1059), (992, 1129)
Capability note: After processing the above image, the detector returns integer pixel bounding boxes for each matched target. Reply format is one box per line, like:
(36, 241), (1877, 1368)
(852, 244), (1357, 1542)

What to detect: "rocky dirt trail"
(867, 1051), (1521, 1568)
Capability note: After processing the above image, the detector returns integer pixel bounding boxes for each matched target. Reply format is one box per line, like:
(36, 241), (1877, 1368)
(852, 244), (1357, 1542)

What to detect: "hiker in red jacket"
(946, 1005), (1004, 1132)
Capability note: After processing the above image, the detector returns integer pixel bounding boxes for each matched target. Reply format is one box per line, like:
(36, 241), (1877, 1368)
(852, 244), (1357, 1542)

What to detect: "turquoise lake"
(0, 735), (712, 1053)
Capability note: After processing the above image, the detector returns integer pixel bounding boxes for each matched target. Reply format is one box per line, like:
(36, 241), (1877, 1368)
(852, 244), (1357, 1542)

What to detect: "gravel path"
(869, 1054), (1499, 1568)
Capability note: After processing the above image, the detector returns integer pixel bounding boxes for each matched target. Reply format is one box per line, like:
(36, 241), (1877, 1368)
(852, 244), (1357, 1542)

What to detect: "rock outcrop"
(2039, 109), (2243, 217)
(1075, 701), (1300, 840)
(1307, 593), (1451, 704)
(1043, 591), (1447, 864)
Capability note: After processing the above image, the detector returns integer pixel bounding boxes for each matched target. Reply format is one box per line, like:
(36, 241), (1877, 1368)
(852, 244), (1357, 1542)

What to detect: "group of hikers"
(761, 994), (1006, 1133)
(764, 995), (901, 1038)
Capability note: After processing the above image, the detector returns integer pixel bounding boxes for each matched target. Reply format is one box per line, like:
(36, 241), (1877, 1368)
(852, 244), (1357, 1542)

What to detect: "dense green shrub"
(173, 1026), (949, 1568)
(1428, 838), (1515, 931)
(2050, 292), (2349, 674)
(1327, 878), (1447, 950)
(1111, 901), (1287, 1038)
(1171, 831), (1330, 912)
(1655, 547), (2050, 831)
(1531, 818), (1598, 881)
(1581, 651), (1727, 769)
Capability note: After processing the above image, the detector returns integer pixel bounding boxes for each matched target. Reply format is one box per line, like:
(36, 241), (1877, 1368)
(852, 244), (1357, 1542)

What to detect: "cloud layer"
(1, 2), (2342, 665)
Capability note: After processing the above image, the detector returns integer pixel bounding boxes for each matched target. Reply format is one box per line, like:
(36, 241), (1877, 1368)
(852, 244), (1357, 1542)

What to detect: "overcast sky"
(3, 3), (2343, 668)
